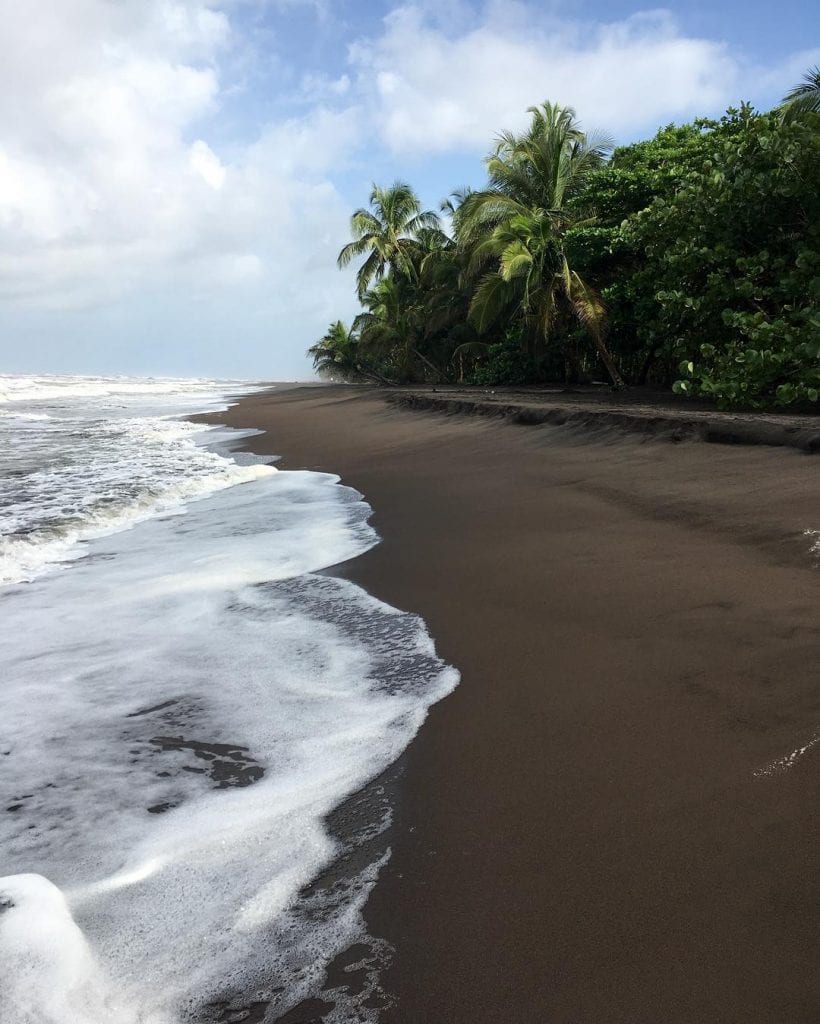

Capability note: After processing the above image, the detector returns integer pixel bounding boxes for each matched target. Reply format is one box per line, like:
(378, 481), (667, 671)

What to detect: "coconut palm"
(308, 320), (396, 384)
(413, 224), (481, 379)
(337, 182), (441, 299)
(456, 102), (625, 386)
(354, 276), (443, 382)
(781, 65), (820, 120)
(307, 320), (359, 379)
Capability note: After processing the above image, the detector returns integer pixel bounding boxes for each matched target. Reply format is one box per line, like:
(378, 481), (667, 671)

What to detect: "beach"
(206, 384), (819, 1024)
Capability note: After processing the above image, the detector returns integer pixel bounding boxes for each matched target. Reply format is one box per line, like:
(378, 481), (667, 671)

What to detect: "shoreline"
(203, 385), (819, 1023)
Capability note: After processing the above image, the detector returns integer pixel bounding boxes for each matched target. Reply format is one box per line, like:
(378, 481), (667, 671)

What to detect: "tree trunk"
(412, 348), (444, 383)
(594, 337), (627, 389)
(564, 337), (585, 384)
(638, 346), (657, 386)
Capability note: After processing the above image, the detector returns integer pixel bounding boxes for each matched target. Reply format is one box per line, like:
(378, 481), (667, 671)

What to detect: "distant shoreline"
(204, 384), (819, 1023)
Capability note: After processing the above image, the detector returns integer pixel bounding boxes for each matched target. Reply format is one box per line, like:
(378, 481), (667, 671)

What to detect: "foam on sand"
(0, 875), (152, 1024)
(0, 468), (458, 1022)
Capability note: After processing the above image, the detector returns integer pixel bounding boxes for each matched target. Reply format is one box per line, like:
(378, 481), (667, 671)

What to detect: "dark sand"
(206, 386), (819, 1024)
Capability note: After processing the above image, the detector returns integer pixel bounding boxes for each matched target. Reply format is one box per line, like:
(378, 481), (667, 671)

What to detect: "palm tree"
(781, 65), (820, 120)
(354, 276), (444, 382)
(308, 320), (359, 379)
(307, 320), (396, 384)
(415, 218), (481, 380)
(456, 102), (625, 387)
(337, 182), (441, 299)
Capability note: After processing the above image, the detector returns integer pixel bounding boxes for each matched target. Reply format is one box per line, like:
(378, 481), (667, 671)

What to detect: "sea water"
(0, 375), (458, 1023)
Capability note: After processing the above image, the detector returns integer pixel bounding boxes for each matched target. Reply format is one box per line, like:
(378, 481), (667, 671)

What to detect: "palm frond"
(565, 266), (607, 340)
(781, 65), (820, 119)
(405, 210), (442, 235)
(337, 235), (374, 269)
(349, 209), (382, 238)
(499, 241), (533, 281)
(530, 282), (559, 341)
(468, 273), (517, 333)
(354, 248), (384, 298)
(450, 340), (490, 361)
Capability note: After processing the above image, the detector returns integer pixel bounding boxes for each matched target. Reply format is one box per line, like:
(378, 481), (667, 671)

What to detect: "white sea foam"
(0, 375), (268, 585)
(0, 373), (252, 405)
(0, 378), (459, 1022)
(0, 453), (275, 585)
(804, 529), (820, 558)
(0, 875), (147, 1024)
(0, 411), (53, 421)
(754, 729), (820, 777)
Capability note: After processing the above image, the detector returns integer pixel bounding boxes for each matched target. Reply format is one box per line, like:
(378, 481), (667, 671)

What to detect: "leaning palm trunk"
(563, 263), (625, 388)
(412, 347), (444, 382)
(590, 334), (625, 388)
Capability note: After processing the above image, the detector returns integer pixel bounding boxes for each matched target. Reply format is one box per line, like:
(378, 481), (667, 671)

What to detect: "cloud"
(348, 2), (813, 154)
(189, 140), (228, 190)
(0, 0), (817, 376)
(0, 0), (359, 374)
(0, 1), (225, 300)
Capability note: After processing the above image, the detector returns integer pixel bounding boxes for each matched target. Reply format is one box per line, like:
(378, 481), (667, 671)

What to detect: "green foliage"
(465, 329), (538, 385)
(567, 122), (713, 383)
(456, 102), (625, 387)
(620, 107), (820, 406)
(337, 181), (442, 299)
(311, 76), (820, 410)
(308, 320), (398, 384)
(307, 320), (358, 380)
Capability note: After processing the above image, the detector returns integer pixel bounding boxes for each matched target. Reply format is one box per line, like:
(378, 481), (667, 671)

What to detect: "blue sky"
(0, 0), (817, 379)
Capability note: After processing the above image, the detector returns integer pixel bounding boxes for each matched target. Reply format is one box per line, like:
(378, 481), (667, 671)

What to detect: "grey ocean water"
(0, 375), (457, 1023)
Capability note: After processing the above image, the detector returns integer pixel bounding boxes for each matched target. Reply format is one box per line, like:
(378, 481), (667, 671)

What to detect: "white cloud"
(0, 0), (816, 376)
(749, 45), (820, 101)
(0, 0), (359, 365)
(189, 140), (227, 189)
(0, 1), (224, 298)
(348, 3), (813, 154)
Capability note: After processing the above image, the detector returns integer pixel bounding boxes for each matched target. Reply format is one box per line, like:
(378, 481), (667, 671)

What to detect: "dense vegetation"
(309, 76), (820, 408)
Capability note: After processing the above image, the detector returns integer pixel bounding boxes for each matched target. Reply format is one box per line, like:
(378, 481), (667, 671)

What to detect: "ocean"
(0, 375), (458, 1023)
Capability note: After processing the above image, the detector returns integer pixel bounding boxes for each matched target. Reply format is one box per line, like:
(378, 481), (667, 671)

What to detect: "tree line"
(309, 69), (820, 408)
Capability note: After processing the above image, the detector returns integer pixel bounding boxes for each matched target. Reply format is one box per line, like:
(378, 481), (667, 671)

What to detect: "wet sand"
(205, 386), (819, 1024)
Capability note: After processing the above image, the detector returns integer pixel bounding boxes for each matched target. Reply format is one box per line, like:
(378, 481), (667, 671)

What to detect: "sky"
(0, 0), (817, 380)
